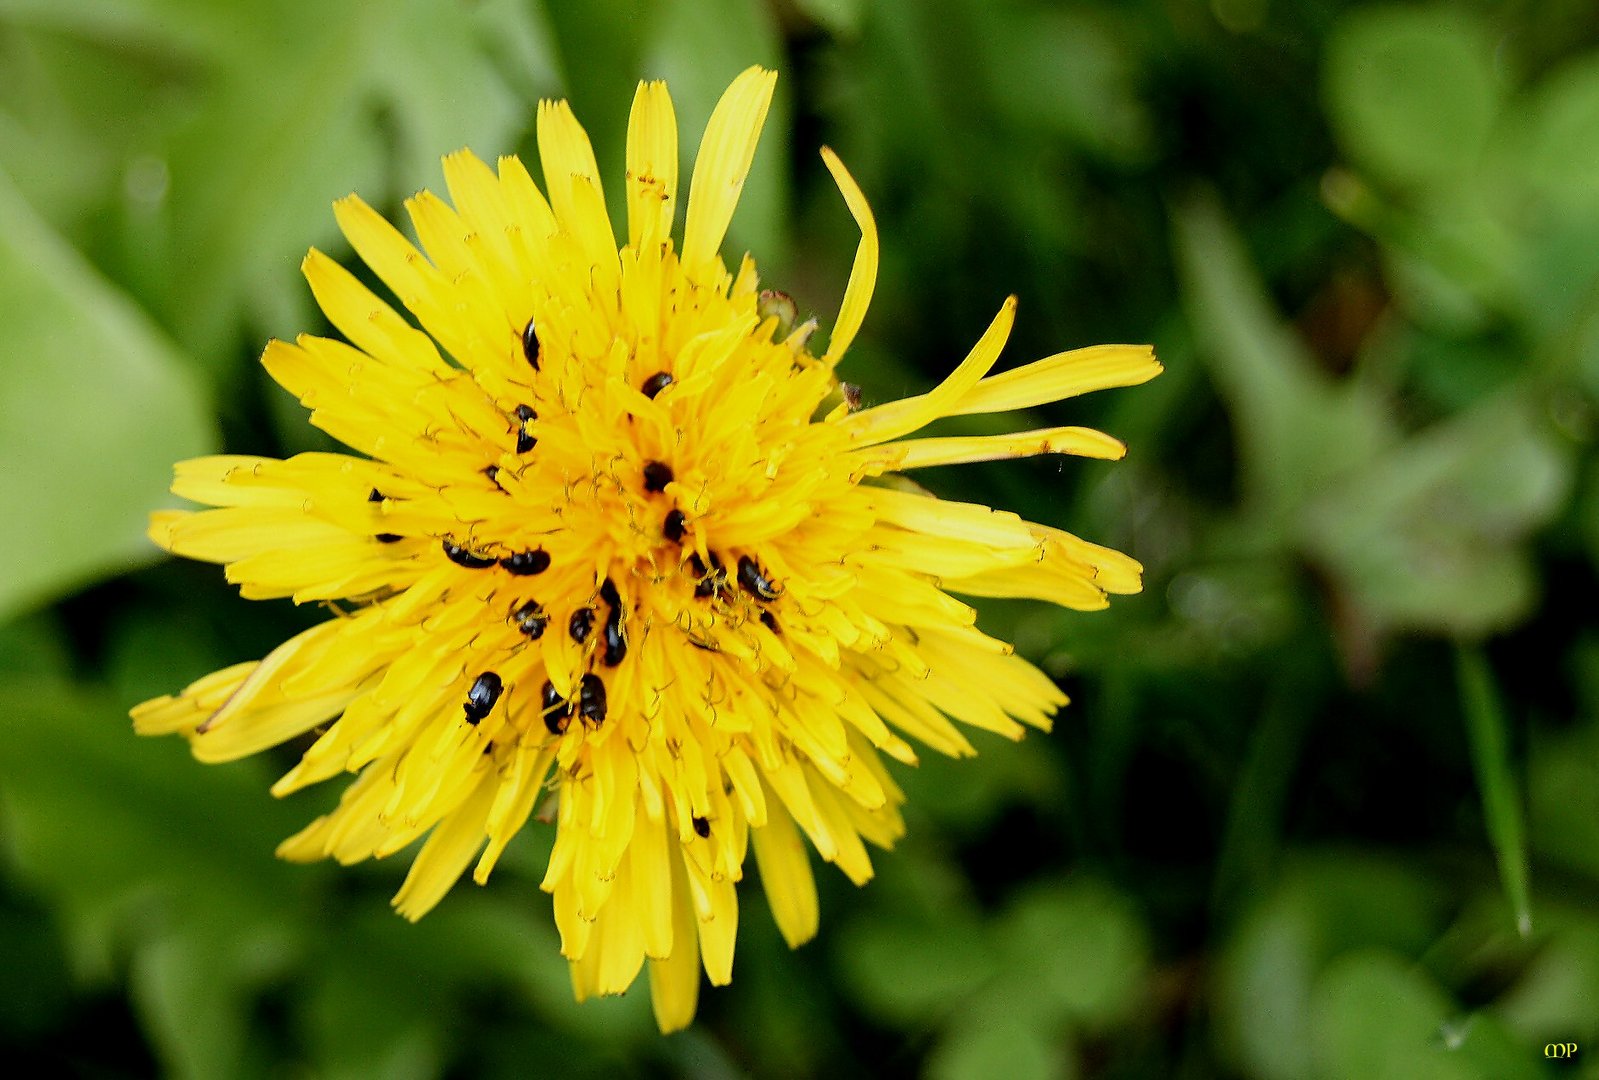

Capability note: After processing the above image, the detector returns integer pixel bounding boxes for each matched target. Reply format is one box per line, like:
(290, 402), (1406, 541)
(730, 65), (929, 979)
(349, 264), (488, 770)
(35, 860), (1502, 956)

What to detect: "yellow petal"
(299, 248), (447, 377)
(750, 795), (819, 948)
(819, 146), (878, 366)
(680, 66), (777, 272)
(861, 425), (1127, 471)
(952, 344), (1162, 416)
(131, 661), (257, 736)
(625, 80), (679, 249)
(537, 98), (617, 264)
(943, 561), (1110, 612)
(864, 486), (1038, 550)
(647, 841), (702, 1033)
(392, 769), (497, 921)
(841, 297), (1016, 445)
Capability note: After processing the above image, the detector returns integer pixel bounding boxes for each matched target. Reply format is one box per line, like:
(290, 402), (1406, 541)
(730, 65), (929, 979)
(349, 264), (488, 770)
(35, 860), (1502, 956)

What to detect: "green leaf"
(1455, 648), (1532, 938)
(1310, 951), (1471, 1080)
(991, 879), (1148, 1029)
(1323, 6), (1500, 190)
(1172, 193), (1393, 525)
(1213, 853), (1447, 1080)
(130, 919), (297, 1080)
(982, 8), (1150, 164)
(0, 15), (194, 246)
(0, 611), (73, 680)
(0, 892), (73, 1040)
(1527, 710), (1599, 884)
(1511, 54), (1599, 217)
(1495, 913), (1599, 1042)
(791, 0), (862, 36)
(156, 0), (543, 361)
(1212, 883), (1319, 1080)
(833, 913), (999, 1025)
(1301, 391), (1570, 636)
(927, 1002), (1072, 1080)
(0, 168), (214, 620)
(0, 679), (317, 948)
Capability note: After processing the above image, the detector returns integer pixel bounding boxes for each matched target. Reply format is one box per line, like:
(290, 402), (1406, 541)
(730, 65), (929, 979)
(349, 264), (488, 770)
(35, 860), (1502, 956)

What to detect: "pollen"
(130, 66), (1160, 1033)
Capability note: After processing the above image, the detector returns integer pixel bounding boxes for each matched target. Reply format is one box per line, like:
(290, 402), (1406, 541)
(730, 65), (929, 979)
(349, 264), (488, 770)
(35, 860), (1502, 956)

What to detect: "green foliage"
(0, 170), (214, 622)
(2, 0), (1598, 1075)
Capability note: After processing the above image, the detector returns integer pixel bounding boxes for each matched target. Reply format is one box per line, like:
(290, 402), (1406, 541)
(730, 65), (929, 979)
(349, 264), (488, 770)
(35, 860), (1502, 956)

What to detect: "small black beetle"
(463, 672), (503, 724)
(521, 316), (540, 369)
(501, 549), (551, 575)
(443, 540), (497, 569)
(736, 555), (781, 602)
(513, 403), (537, 453)
(663, 509), (687, 543)
(541, 680), (572, 735)
(578, 673), (607, 727)
(511, 599), (548, 639)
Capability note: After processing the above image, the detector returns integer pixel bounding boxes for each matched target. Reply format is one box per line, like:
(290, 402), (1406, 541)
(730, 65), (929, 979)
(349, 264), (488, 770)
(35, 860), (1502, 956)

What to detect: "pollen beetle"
(736, 555), (780, 602)
(642, 461), (673, 493)
(513, 403), (537, 453)
(569, 606), (596, 644)
(663, 509), (687, 543)
(578, 673), (607, 727)
(522, 316), (540, 369)
(443, 540), (497, 569)
(463, 671), (503, 724)
(541, 680), (572, 735)
(641, 371), (673, 399)
(501, 549), (551, 575)
(511, 599), (548, 639)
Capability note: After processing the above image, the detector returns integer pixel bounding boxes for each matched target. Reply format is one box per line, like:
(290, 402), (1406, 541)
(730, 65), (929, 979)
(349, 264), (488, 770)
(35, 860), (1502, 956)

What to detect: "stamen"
(691, 552), (727, 599)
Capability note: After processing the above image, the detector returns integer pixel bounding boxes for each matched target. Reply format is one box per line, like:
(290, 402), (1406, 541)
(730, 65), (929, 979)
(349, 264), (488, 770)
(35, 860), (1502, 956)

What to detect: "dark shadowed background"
(1, 0), (1597, 1076)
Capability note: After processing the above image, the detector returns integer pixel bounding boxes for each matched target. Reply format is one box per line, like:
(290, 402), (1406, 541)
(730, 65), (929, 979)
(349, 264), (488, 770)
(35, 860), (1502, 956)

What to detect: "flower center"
(417, 263), (845, 743)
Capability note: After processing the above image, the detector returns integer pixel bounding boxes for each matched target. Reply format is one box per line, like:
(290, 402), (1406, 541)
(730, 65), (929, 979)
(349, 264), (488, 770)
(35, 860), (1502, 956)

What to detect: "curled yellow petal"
(819, 146), (878, 367)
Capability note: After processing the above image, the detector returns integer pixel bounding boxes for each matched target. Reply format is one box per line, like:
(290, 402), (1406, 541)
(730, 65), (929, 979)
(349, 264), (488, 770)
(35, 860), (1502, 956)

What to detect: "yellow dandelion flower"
(131, 67), (1159, 1032)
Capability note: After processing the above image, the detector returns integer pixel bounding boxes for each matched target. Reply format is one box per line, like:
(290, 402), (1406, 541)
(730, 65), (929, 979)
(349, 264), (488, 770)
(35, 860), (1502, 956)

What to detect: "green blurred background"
(2, 0), (1598, 1076)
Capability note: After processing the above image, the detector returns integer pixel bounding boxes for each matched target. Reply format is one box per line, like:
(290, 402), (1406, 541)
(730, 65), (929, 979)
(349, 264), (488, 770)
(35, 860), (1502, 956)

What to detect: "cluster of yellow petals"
(131, 67), (1158, 1031)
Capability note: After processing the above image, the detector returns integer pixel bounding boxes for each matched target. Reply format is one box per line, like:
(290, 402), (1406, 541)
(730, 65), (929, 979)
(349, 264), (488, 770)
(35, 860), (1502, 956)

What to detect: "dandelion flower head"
(132, 67), (1160, 1031)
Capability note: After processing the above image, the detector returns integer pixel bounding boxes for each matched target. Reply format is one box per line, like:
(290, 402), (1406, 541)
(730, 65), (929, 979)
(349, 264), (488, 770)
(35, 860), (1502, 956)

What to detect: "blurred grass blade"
(1456, 646), (1532, 937)
(1171, 193), (1391, 524)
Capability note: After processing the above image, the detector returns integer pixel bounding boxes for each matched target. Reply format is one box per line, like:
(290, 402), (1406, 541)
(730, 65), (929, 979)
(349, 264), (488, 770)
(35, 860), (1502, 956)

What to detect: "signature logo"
(1544, 1042), (1579, 1060)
